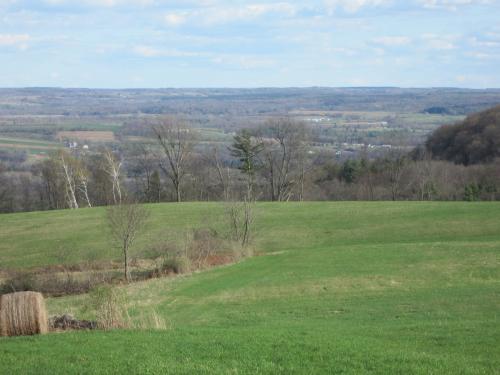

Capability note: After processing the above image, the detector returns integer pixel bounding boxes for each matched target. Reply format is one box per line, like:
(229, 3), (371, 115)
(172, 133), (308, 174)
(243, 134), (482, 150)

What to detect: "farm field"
(0, 136), (59, 149)
(0, 136), (60, 158)
(56, 130), (116, 142)
(0, 202), (499, 374)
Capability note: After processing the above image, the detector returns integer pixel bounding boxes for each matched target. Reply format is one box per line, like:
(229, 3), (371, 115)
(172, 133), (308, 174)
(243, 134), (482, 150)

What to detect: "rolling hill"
(0, 202), (499, 374)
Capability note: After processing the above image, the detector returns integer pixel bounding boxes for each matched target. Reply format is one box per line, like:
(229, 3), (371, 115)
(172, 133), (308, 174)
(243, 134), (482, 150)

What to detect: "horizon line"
(1, 86), (500, 91)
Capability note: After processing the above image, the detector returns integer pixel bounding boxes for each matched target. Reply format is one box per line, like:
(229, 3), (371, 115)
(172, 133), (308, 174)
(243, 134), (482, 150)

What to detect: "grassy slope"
(0, 202), (499, 374)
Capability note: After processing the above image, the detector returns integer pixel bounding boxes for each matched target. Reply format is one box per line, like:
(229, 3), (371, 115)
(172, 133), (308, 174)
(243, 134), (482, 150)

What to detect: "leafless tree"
(106, 202), (149, 282)
(225, 198), (254, 247)
(0, 166), (14, 212)
(36, 157), (65, 210)
(55, 150), (95, 208)
(383, 150), (407, 201)
(258, 118), (308, 201)
(103, 149), (123, 205)
(153, 117), (197, 202)
(129, 144), (158, 202)
(414, 150), (435, 201)
(76, 164), (92, 208)
(58, 149), (79, 209)
(210, 146), (231, 201)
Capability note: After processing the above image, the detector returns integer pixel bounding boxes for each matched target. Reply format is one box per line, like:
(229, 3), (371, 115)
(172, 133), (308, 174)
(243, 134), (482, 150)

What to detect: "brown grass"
(0, 291), (48, 337)
(88, 286), (129, 330)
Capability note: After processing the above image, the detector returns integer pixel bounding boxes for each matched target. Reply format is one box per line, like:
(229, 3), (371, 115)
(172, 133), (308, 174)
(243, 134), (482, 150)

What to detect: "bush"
(145, 224), (250, 280)
(161, 256), (191, 275)
(0, 273), (36, 295)
(85, 285), (129, 330)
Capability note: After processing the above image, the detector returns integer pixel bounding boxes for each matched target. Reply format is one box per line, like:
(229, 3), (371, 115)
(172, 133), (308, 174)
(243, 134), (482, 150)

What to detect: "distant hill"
(426, 104), (500, 165)
(1, 87), (500, 116)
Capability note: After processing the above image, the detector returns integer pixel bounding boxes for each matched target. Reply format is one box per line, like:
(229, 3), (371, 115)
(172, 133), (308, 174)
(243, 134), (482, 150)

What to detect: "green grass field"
(0, 202), (499, 374)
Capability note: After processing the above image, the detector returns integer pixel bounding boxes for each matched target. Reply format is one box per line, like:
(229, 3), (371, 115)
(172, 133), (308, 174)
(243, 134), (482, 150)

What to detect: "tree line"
(1, 115), (499, 213)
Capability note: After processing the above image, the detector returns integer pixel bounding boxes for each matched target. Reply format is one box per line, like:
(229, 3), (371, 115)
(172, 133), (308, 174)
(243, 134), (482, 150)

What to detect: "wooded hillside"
(426, 105), (500, 165)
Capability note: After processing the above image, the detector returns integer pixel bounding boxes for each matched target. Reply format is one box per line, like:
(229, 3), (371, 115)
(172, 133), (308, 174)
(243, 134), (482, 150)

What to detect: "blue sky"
(0, 0), (499, 88)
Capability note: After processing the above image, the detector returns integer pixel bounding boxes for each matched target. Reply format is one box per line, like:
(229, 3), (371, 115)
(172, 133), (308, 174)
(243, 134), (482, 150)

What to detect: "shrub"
(161, 256), (191, 275)
(0, 273), (36, 295)
(85, 285), (129, 330)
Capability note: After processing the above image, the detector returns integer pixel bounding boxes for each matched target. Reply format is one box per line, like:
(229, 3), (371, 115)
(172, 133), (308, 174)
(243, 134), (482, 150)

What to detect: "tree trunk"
(175, 181), (181, 202)
(123, 241), (130, 282)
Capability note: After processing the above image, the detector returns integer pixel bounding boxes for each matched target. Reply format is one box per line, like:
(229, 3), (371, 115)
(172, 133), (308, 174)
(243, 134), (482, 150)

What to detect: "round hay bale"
(0, 291), (48, 337)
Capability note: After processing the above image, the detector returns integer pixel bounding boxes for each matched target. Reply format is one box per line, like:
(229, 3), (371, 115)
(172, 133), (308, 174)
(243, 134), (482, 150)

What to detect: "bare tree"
(103, 149), (123, 205)
(58, 149), (79, 209)
(225, 199), (254, 247)
(211, 146), (231, 201)
(130, 144), (159, 203)
(36, 157), (65, 210)
(76, 166), (92, 207)
(74, 154), (92, 208)
(383, 150), (407, 201)
(153, 117), (197, 202)
(258, 118), (308, 201)
(106, 203), (149, 282)
(414, 150), (435, 201)
(0, 165), (14, 212)
(55, 150), (95, 209)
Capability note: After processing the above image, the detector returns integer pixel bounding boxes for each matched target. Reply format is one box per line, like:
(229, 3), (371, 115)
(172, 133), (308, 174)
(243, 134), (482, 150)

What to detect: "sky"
(0, 0), (499, 88)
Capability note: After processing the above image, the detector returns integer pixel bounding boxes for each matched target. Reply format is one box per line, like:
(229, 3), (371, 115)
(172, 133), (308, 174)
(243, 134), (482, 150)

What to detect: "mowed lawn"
(0, 202), (499, 374)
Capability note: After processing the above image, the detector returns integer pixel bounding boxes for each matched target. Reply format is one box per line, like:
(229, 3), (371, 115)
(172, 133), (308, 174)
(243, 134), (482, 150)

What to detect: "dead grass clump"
(86, 286), (129, 330)
(132, 308), (168, 330)
(0, 291), (48, 337)
(147, 227), (249, 279)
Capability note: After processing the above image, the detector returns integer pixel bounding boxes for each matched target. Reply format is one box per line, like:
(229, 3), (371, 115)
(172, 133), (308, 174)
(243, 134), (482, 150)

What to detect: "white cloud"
(468, 36), (500, 48)
(417, 0), (494, 11)
(163, 2), (297, 26)
(211, 54), (276, 69)
(164, 12), (187, 26)
(0, 33), (30, 49)
(421, 33), (457, 50)
(132, 43), (276, 70)
(43, 0), (155, 7)
(429, 40), (455, 49)
(465, 51), (500, 60)
(372, 36), (411, 46)
(324, 0), (391, 14)
(133, 45), (202, 57)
